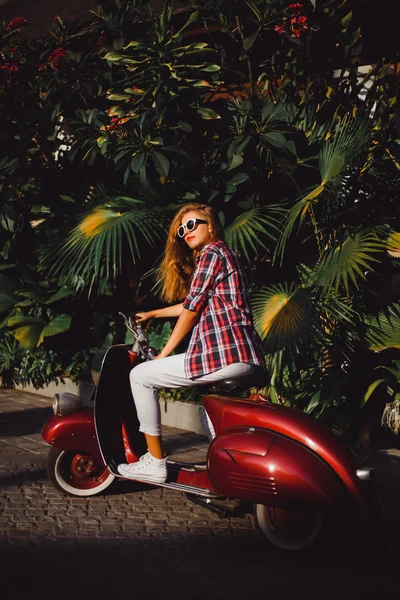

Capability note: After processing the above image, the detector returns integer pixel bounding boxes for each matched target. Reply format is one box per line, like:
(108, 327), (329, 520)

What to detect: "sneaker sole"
(117, 467), (167, 484)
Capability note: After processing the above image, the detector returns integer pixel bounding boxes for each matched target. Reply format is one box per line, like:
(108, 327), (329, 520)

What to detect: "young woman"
(117, 203), (266, 483)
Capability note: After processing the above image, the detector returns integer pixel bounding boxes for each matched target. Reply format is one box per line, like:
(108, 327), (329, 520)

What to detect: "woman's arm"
(136, 303), (184, 322)
(157, 308), (198, 358)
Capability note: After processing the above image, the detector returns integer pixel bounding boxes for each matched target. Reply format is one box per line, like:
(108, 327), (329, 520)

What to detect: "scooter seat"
(205, 367), (268, 396)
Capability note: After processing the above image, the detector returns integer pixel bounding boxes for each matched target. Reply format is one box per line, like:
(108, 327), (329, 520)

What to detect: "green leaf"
(130, 152), (146, 174)
(340, 11), (352, 28)
(38, 314), (72, 346)
(264, 131), (288, 149)
(362, 379), (387, 406)
(243, 32), (258, 51)
(252, 285), (312, 353)
(7, 316), (46, 351)
(0, 293), (17, 313)
(315, 232), (383, 295)
(152, 152), (170, 177)
(227, 173), (249, 186)
(46, 287), (71, 304)
(304, 391), (322, 414)
(366, 305), (400, 351)
(104, 51), (124, 62)
(228, 154), (243, 171)
(199, 64), (220, 72)
(225, 207), (283, 262)
(177, 121), (192, 132)
(196, 108), (221, 120)
(107, 93), (131, 101)
(42, 202), (169, 288)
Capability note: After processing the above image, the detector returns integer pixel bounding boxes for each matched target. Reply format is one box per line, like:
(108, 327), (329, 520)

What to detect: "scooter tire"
(47, 447), (115, 497)
(254, 503), (323, 551)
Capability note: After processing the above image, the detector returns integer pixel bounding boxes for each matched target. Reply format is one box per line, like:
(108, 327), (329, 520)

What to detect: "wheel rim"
(255, 505), (322, 550)
(58, 451), (111, 490)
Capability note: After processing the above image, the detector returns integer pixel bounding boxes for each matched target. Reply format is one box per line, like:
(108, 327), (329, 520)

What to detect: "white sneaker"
(117, 452), (167, 483)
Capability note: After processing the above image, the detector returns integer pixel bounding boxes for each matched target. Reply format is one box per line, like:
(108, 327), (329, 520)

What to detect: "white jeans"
(130, 353), (256, 437)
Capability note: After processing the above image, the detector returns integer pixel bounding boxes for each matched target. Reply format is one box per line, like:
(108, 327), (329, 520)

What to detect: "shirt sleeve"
(183, 249), (222, 314)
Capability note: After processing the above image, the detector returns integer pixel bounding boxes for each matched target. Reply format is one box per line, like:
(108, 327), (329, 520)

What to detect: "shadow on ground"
(1, 519), (398, 600)
(0, 406), (52, 437)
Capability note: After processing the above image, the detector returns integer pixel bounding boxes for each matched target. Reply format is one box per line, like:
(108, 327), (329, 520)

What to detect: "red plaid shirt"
(183, 240), (265, 379)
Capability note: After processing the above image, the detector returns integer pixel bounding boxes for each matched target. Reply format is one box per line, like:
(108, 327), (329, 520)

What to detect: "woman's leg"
(118, 355), (257, 482)
(144, 434), (164, 459)
(130, 354), (257, 446)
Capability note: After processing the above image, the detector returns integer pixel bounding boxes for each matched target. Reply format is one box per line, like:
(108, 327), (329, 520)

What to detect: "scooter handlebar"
(119, 311), (155, 360)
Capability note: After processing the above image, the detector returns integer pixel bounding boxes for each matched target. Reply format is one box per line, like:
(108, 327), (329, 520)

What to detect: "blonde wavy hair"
(159, 203), (225, 303)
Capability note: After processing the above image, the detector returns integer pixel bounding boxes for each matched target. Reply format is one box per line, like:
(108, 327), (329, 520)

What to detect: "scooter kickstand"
(185, 493), (227, 518)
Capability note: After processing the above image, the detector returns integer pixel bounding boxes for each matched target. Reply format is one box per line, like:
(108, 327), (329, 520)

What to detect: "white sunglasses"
(177, 218), (208, 238)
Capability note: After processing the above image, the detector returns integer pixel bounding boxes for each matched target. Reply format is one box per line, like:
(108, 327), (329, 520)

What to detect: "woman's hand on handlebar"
(135, 303), (184, 322)
(135, 311), (153, 323)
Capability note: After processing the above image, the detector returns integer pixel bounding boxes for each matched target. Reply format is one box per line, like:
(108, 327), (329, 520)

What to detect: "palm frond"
(38, 315), (72, 346)
(275, 110), (372, 262)
(225, 206), (284, 262)
(387, 231), (400, 258)
(366, 304), (400, 351)
(7, 316), (46, 351)
(252, 284), (312, 352)
(44, 201), (170, 289)
(274, 195), (318, 262)
(319, 111), (371, 183)
(315, 231), (383, 295)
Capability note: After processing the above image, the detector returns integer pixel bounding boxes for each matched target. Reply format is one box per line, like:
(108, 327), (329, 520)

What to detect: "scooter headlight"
(52, 393), (85, 416)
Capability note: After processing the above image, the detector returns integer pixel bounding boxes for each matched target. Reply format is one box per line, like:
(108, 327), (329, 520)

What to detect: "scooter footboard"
(95, 345), (146, 466)
(208, 426), (356, 511)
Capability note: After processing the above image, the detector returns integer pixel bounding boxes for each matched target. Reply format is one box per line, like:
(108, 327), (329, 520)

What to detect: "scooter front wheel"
(254, 504), (323, 551)
(47, 447), (115, 497)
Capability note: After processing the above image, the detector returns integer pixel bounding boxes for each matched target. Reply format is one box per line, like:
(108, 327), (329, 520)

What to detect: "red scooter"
(42, 313), (381, 550)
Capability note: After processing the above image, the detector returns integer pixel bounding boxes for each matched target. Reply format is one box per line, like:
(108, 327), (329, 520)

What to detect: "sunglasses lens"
(186, 219), (196, 232)
(177, 226), (185, 238)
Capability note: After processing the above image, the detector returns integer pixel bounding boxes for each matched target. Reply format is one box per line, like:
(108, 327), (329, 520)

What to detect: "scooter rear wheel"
(254, 504), (323, 551)
(47, 447), (115, 497)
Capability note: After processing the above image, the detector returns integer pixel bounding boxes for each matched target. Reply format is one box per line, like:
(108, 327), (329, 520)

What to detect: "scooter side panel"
(41, 410), (103, 462)
(95, 345), (146, 466)
(208, 426), (352, 509)
(204, 395), (371, 517)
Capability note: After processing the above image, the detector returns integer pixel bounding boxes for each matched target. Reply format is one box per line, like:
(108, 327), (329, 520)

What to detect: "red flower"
(108, 116), (120, 131)
(0, 62), (19, 72)
(38, 47), (68, 71)
(274, 25), (285, 35)
(6, 17), (27, 30)
(289, 3), (302, 10)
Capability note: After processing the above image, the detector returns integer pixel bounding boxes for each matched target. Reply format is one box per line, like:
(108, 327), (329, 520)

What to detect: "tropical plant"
(0, 1), (399, 444)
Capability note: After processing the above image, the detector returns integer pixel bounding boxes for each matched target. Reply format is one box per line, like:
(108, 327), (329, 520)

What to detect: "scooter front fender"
(208, 426), (365, 514)
(41, 409), (102, 462)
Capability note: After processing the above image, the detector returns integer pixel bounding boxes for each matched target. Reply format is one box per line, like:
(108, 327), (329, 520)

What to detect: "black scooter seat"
(205, 367), (268, 396)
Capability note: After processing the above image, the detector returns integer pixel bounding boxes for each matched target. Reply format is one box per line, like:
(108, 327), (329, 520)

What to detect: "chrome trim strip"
(167, 460), (207, 472)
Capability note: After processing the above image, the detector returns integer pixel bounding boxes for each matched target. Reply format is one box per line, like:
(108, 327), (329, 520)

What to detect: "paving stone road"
(1, 388), (399, 600)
